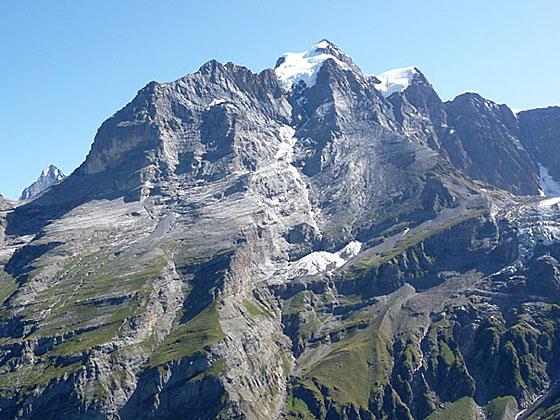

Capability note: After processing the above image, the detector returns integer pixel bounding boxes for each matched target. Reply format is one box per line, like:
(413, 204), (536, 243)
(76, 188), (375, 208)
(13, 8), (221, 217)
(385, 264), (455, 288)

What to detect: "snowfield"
(281, 240), (363, 280)
(375, 66), (419, 98)
(539, 163), (560, 197)
(274, 41), (351, 90)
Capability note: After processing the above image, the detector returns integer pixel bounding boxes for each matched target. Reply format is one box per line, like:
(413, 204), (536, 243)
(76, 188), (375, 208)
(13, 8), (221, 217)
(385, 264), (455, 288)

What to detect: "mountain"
(1, 40), (560, 420)
(19, 165), (66, 201)
(378, 70), (541, 195)
(442, 93), (539, 195)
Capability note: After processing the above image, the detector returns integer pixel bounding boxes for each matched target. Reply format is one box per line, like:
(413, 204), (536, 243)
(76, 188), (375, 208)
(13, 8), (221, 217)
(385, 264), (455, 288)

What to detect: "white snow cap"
(41, 165), (65, 180)
(274, 40), (351, 90)
(375, 66), (420, 98)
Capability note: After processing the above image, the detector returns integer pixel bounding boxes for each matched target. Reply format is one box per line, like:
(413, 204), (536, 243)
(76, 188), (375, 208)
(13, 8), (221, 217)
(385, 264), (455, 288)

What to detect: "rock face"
(1, 40), (560, 419)
(442, 93), (539, 195)
(0, 195), (12, 248)
(383, 73), (542, 195)
(0, 194), (11, 210)
(19, 165), (65, 201)
(518, 107), (560, 181)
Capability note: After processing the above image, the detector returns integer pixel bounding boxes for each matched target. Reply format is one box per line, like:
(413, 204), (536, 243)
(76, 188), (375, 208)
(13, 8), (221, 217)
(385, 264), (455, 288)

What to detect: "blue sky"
(1, 0), (559, 199)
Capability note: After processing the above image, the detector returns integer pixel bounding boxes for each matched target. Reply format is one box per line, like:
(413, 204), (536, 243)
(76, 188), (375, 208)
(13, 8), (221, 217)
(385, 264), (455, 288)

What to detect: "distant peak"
(450, 91), (497, 108)
(41, 164), (64, 179)
(374, 66), (424, 98)
(312, 39), (344, 56)
(313, 39), (335, 49)
(274, 40), (356, 90)
(20, 165), (66, 201)
(448, 92), (511, 115)
(198, 59), (223, 73)
(453, 91), (484, 100)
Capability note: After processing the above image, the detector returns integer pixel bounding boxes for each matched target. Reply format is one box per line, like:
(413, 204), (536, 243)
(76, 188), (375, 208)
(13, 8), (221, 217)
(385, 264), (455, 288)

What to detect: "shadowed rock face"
(1, 41), (560, 419)
(519, 106), (560, 181)
(387, 77), (543, 196)
(443, 93), (539, 195)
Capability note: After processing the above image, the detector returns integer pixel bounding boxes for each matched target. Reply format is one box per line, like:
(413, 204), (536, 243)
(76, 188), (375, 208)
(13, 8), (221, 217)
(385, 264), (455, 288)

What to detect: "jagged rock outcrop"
(443, 93), (539, 195)
(19, 165), (65, 201)
(1, 40), (560, 420)
(518, 106), (560, 184)
(382, 72), (542, 196)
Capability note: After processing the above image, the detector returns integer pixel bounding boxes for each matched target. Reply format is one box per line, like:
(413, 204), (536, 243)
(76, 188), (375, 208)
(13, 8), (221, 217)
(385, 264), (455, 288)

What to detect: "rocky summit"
(19, 165), (66, 201)
(1, 40), (560, 419)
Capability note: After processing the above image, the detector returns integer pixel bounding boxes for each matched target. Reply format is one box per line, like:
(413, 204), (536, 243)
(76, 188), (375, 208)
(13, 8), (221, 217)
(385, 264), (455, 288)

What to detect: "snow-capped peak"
(375, 66), (420, 98)
(274, 40), (352, 90)
(20, 164), (66, 201)
(41, 164), (64, 180)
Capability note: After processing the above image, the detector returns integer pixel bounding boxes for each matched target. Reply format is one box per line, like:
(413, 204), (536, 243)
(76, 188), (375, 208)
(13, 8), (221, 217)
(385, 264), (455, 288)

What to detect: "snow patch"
(275, 126), (296, 161)
(282, 241), (363, 280)
(375, 66), (418, 98)
(314, 40), (331, 49)
(207, 98), (227, 108)
(274, 41), (351, 90)
(248, 123), (321, 237)
(538, 164), (560, 197)
(540, 197), (560, 208)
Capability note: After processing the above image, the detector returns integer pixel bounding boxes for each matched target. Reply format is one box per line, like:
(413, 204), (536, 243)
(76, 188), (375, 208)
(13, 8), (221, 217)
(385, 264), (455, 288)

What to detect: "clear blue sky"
(1, 1), (559, 199)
